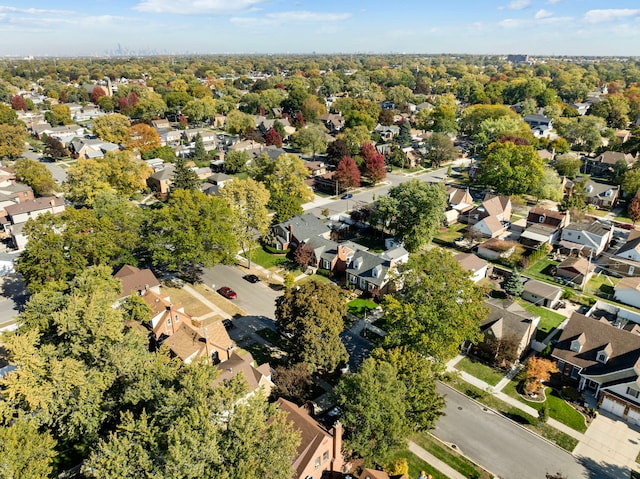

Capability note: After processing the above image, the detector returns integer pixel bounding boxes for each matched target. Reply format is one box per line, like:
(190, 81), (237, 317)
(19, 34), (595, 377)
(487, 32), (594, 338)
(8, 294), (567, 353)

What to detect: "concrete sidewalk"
(408, 441), (467, 479)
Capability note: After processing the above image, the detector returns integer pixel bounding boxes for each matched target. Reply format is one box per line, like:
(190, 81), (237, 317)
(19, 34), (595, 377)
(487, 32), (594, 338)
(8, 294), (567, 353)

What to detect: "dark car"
(222, 319), (234, 330)
(620, 223), (636, 230)
(218, 286), (237, 299)
(341, 193), (353, 199)
(243, 274), (260, 283)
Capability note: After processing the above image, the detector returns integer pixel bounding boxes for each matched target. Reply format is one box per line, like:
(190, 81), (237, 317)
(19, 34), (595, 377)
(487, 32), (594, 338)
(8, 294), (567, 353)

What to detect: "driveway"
(574, 410), (640, 477)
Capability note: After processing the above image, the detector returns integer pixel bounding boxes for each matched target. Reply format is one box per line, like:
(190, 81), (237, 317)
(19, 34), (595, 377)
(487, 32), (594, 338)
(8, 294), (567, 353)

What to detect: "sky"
(1, 0), (640, 57)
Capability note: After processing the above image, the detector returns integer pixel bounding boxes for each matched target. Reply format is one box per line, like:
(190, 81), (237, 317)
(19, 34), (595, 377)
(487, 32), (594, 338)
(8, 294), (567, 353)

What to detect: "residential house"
(581, 179), (619, 209)
(47, 124), (85, 145)
(142, 289), (234, 364)
(318, 113), (345, 134)
(475, 298), (540, 361)
(559, 220), (612, 257)
(5, 197), (65, 249)
(614, 277), (640, 309)
(374, 124), (399, 142)
(345, 246), (409, 297)
(302, 237), (362, 274)
(454, 252), (489, 283)
(184, 128), (217, 152)
(554, 256), (594, 288)
(446, 186), (474, 214)
(147, 165), (175, 196)
(465, 195), (512, 225)
(521, 279), (563, 309)
(605, 230), (640, 277)
(114, 265), (161, 301)
(69, 138), (119, 159)
(587, 151), (636, 177)
(476, 238), (517, 262)
(276, 398), (344, 479)
(520, 207), (569, 248)
(213, 351), (274, 398)
(552, 312), (640, 424)
(270, 214), (332, 251)
(303, 160), (327, 177)
(72, 104), (104, 122)
(472, 215), (508, 238)
(524, 114), (553, 138)
(202, 172), (233, 196)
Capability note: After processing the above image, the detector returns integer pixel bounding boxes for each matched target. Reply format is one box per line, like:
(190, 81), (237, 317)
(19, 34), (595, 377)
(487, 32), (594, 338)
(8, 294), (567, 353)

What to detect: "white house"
(614, 277), (640, 309)
(559, 220), (613, 257)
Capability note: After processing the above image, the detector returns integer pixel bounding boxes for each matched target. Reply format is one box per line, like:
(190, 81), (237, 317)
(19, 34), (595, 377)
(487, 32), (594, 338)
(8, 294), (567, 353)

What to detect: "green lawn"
(296, 274), (332, 285)
(447, 379), (579, 451)
(238, 342), (285, 368)
(526, 257), (560, 277)
(348, 298), (379, 317)
(455, 356), (505, 386)
(434, 224), (467, 243)
(501, 382), (587, 433)
(585, 272), (619, 297)
(411, 432), (493, 479)
(517, 300), (565, 334)
(246, 247), (290, 270)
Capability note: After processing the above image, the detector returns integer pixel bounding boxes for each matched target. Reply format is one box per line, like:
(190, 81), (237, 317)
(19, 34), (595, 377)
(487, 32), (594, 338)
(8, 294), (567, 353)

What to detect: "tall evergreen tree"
(171, 156), (200, 192)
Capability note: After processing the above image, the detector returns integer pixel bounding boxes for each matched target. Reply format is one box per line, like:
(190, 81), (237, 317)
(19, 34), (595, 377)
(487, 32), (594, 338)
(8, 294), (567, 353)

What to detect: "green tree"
(338, 125), (371, 155)
(250, 153), (313, 205)
(13, 158), (56, 196)
(588, 94), (630, 129)
(503, 270), (524, 297)
(144, 189), (237, 280)
(397, 120), (412, 147)
(0, 103), (20, 125)
(224, 150), (250, 174)
(371, 180), (447, 252)
(554, 116), (604, 152)
(423, 132), (458, 167)
(43, 135), (70, 160)
(477, 142), (545, 196)
(536, 167), (564, 201)
(292, 125), (328, 158)
(171, 156), (200, 192)
(220, 178), (270, 269)
(333, 358), (410, 465)
(554, 153), (582, 178)
(193, 133), (206, 160)
(226, 109), (255, 135)
(270, 193), (304, 224)
(622, 168), (640, 196)
(383, 249), (488, 363)
(372, 347), (445, 432)
(92, 113), (131, 144)
(0, 123), (27, 158)
(474, 116), (532, 150)
(64, 159), (113, 205)
(45, 104), (72, 126)
(460, 104), (520, 135)
(275, 281), (348, 374)
(0, 420), (57, 479)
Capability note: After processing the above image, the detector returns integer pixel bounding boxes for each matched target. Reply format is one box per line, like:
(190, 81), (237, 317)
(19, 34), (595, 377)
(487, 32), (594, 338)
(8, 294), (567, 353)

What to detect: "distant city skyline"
(1, 1), (639, 57)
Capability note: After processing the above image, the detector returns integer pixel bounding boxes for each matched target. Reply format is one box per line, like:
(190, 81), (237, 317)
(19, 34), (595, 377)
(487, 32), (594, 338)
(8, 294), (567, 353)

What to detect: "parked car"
(620, 223), (636, 230)
(341, 193), (353, 199)
(243, 274), (260, 283)
(218, 286), (237, 299)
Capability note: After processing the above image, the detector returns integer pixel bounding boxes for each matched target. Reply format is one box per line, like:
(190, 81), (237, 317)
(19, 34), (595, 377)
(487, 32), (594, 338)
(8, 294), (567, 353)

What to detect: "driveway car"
(341, 193), (353, 199)
(243, 274), (260, 283)
(218, 286), (237, 299)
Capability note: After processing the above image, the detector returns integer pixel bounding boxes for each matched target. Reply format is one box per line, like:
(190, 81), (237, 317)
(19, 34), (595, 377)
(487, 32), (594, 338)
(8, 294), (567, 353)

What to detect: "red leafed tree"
(10, 95), (27, 111)
(334, 156), (361, 191)
(91, 86), (107, 104)
(629, 190), (640, 224)
(293, 112), (305, 128)
(265, 128), (283, 147)
(294, 245), (316, 268)
(361, 142), (387, 184)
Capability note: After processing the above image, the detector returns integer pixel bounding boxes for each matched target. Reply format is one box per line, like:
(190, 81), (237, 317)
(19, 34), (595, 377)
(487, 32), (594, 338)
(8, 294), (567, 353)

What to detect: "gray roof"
(565, 220), (610, 237)
(346, 250), (388, 287)
(150, 165), (175, 181)
(523, 279), (562, 299)
(276, 214), (330, 243)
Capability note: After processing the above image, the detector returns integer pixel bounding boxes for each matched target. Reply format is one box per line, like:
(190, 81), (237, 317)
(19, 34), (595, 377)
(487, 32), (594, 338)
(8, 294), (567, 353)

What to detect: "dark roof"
(482, 298), (537, 343)
(275, 214), (331, 243)
(616, 230), (640, 257)
(553, 312), (640, 374)
(346, 250), (388, 287)
(114, 265), (160, 299)
(523, 279), (562, 299)
(565, 220), (610, 237)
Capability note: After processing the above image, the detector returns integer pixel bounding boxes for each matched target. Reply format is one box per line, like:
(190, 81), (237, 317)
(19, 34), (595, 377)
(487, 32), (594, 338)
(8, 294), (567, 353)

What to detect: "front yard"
(455, 356), (505, 386)
(246, 246), (290, 270)
(347, 298), (379, 317)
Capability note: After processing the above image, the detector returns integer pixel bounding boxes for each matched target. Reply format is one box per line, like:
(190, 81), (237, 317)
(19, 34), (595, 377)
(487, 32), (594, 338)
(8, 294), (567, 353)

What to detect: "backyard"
(433, 223), (467, 243)
(585, 272), (619, 297)
(517, 300), (565, 340)
(526, 257), (560, 281)
(455, 356), (505, 386)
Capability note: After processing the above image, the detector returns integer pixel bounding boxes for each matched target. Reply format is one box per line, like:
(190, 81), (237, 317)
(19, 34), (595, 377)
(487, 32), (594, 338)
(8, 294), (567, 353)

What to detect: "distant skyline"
(1, 1), (640, 57)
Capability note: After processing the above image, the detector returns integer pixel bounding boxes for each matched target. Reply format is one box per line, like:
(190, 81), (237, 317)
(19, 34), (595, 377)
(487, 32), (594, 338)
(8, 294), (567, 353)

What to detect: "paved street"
(201, 264), (281, 319)
(434, 383), (616, 479)
(0, 273), (27, 330)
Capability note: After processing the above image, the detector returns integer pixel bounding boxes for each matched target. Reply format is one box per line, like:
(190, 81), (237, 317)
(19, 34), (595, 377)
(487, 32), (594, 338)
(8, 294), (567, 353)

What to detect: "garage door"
(601, 396), (626, 417)
(627, 408), (640, 425)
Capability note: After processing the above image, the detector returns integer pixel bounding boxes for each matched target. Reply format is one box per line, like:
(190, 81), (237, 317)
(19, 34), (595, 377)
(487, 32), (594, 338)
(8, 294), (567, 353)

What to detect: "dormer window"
(372, 265), (382, 277)
(570, 333), (585, 352)
(354, 257), (363, 270)
(596, 351), (608, 363)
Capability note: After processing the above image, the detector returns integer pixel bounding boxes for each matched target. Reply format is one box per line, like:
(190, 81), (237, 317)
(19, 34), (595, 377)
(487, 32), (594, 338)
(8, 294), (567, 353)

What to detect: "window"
(596, 351), (608, 363)
(314, 457), (321, 469)
(167, 316), (172, 325)
(323, 451), (329, 462)
(570, 367), (579, 380)
(557, 360), (565, 372)
(539, 216), (545, 223)
(627, 387), (640, 399)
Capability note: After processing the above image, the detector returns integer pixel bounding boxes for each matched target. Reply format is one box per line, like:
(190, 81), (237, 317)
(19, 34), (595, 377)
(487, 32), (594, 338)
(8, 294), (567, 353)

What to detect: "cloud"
(231, 10), (351, 26)
(584, 9), (640, 24)
(534, 9), (552, 20)
(547, 0), (561, 4)
(0, 6), (74, 15)
(499, 0), (531, 11)
(499, 18), (525, 28)
(133, 0), (267, 15)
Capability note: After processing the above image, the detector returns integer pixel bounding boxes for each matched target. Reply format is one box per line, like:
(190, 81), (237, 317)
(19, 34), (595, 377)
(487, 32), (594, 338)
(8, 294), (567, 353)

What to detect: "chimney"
(331, 421), (344, 472)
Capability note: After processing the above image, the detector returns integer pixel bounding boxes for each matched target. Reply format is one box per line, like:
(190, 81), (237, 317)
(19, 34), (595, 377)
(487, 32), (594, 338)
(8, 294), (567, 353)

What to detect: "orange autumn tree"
(524, 357), (558, 394)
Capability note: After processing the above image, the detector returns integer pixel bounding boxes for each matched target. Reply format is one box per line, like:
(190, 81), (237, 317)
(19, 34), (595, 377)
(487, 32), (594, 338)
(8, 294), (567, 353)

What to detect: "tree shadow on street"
(575, 454), (631, 479)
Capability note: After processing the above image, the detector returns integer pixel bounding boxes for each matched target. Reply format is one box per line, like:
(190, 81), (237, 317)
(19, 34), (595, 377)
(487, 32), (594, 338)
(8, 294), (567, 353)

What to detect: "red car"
(218, 286), (237, 299)
(620, 223), (636, 230)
